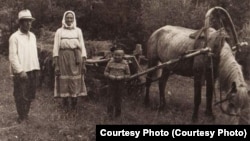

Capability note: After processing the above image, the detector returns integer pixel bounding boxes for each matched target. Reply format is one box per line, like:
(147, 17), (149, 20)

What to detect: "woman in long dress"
(53, 10), (87, 110)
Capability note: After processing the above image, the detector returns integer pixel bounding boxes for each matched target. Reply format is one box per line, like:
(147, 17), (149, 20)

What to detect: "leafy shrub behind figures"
(85, 40), (113, 58)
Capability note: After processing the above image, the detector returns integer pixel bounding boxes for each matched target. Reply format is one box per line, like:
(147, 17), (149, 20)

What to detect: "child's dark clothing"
(107, 81), (124, 117)
(104, 59), (130, 118)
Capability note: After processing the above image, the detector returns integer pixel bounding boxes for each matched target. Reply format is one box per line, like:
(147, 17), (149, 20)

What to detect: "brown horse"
(145, 25), (249, 123)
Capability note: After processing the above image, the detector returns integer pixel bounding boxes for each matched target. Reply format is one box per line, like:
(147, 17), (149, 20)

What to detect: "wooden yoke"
(204, 6), (240, 50)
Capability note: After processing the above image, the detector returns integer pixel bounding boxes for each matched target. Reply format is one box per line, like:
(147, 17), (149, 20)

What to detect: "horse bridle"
(214, 88), (240, 117)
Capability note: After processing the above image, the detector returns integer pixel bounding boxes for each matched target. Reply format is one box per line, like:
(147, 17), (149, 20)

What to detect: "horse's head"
(225, 82), (250, 124)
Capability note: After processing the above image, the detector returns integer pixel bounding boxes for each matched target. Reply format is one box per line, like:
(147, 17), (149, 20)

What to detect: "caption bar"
(96, 125), (249, 140)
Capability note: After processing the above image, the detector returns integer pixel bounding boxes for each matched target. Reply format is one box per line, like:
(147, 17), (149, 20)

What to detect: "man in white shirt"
(9, 9), (40, 123)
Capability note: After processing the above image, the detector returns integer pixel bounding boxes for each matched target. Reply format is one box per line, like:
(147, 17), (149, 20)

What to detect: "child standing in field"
(104, 47), (130, 118)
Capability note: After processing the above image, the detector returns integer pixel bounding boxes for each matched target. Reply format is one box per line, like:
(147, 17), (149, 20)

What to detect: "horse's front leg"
(205, 68), (215, 120)
(192, 72), (202, 122)
(158, 69), (170, 110)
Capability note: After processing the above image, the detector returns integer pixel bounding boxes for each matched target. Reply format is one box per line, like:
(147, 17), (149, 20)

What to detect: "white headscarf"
(62, 10), (77, 29)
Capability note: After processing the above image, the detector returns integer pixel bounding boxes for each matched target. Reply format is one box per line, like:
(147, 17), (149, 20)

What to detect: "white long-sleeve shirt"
(9, 29), (40, 74)
(53, 27), (87, 58)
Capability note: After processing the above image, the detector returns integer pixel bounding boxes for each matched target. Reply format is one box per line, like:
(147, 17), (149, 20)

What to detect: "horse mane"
(218, 42), (249, 109)
(218, 42), (247, 90)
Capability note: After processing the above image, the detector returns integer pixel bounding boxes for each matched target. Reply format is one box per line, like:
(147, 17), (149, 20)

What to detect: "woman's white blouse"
(53, 27), (87, 58)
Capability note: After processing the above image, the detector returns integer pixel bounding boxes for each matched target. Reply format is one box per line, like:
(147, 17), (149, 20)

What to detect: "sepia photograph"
(0, 0), (250, 140)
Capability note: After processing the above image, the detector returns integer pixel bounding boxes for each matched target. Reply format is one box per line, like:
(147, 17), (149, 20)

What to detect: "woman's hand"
(55, 66), (60, 76)
(81, 57), (87, 74)
(53, 57), (60, 76)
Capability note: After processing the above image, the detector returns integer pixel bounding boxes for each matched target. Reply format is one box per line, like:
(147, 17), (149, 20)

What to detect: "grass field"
(0, 53), (249, 140)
